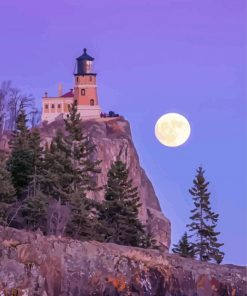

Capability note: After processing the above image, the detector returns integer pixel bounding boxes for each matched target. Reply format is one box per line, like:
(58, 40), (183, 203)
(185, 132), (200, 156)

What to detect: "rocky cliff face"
(0, 226), (246, 296)
(37, 117), (171, 250)
(0, 117), (171, 250)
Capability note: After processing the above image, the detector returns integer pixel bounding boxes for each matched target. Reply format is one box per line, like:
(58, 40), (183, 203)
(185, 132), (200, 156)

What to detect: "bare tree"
(29, 107), (41, 128)
(47, 199), (71, 236)
(7, 88), (34, 130)
(0, 81), (12, 136)
(0, 81), (40, 131)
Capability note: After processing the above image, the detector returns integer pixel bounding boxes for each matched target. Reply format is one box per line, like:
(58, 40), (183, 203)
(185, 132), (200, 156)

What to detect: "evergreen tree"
(172, 232), (195, 258)
(0, 154), (16, 225)
(66, 191), (99, 240)
(26, 127), (45, 201)
(140, 230), (159, 250)
(187, 166), (224, 263)
(64, 103), (102, 240)
(64, 102), (101, 192)
(7, 108), (33, 196)
(64, 102), (83, 141)
(21, 189), (47, 231)
(21, 128), (48, 231)
(100, 158), (147, 247)
(29, 127), (44, 169)
(6, 111), (48, 230)
(10, 108), (30, 148)
(144, 211), (160, 249)
(42, 130), (75, 204)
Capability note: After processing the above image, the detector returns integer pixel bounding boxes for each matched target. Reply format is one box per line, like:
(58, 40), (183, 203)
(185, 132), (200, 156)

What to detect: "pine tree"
(172, 232), (195, 258)
(21, 128), (48, 231)
(64, 103), (83, 142)
(0, 154), (16, 226)
(144, 211), (160, 249)
(21, 189), (47, 231)
(64, 103), (102, 240)
(7, 108), (33, 196)
(29, 127), (44, 168)
(10, 108), (30, 149)
(140, 230), (159, 250)
(100, 158), (147, 247)
(6, 111), (48, 230)
(66, 191), (97, 240)
(42, 130), (75, 204)
(187, 166), (224, 263)
(64, 102), (101, 192)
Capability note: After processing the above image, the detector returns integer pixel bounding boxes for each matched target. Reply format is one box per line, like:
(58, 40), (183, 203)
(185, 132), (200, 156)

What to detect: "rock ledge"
(0, 226), (246, 296)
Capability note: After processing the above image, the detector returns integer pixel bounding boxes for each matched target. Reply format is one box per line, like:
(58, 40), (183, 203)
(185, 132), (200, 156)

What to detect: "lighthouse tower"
(41, 49), (101, 123)
(74, 48), (101, 118)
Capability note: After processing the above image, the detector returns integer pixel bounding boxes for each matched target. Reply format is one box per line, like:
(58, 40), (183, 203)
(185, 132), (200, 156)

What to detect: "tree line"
(0, 102), (157, 249)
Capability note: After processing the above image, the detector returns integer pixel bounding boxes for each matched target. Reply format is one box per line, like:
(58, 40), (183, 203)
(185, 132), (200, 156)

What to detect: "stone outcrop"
(0, 226), (246, 296)
(37, 117), (171, 250)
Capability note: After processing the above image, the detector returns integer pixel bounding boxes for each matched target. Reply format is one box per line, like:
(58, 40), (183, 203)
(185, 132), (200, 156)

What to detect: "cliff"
(0, 117), (171, 250)
(37, 117), (171, 250)
(0, 226), (246, 296)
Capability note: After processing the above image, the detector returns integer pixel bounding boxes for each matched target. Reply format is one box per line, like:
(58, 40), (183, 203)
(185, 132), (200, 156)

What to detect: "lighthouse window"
(45, 104), (49, 109)
(90, 99), (94, 106)
(76, 77), (79, 83)
(57, 104), (61, 109)
(89, 76), (92, 82)
(51, 104), (55, 109)
(81, 89), (85, 96)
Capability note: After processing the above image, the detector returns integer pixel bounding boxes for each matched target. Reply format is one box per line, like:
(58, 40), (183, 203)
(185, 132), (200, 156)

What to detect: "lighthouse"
(73, 48), (101, 118)
(41, 49), (101, 123)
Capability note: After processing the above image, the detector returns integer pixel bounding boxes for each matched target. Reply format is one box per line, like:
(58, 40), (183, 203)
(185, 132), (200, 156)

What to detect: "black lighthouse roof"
(76, 48), (94, 61)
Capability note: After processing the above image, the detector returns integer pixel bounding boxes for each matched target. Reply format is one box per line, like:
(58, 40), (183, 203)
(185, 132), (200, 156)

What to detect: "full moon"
(155, 113), (191, 147)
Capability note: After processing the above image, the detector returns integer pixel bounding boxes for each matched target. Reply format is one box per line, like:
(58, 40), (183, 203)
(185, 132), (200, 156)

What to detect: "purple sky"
(0, 0), (246, 265)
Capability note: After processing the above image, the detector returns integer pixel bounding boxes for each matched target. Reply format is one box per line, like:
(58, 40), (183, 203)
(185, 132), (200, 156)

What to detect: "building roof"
(61, 90), (74, 98)
(76, 48), (94, 61)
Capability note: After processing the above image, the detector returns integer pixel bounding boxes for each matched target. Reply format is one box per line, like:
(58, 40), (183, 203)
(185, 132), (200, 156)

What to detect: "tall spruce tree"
(100, 158), (147, 247)
(22, 128), (47, 231)
(172, 232), (195, 258)
(42, 130), (75, 204)
(66, 191), (97, 240)
(64, 103), (102, 240)
(187, 166), (224, 263)
(64, 103), (101, 192)
(7, 108), (33, 196)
